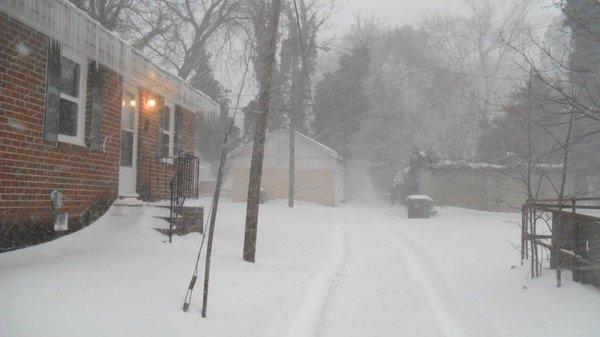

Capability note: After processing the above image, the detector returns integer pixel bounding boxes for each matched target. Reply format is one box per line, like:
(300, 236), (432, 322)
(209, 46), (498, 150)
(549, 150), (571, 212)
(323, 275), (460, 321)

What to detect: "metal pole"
(572, 199), (578, 281)
(288, 117), (295, 208)
(201, 147), (227, 317)
(521, 203), (527, 263)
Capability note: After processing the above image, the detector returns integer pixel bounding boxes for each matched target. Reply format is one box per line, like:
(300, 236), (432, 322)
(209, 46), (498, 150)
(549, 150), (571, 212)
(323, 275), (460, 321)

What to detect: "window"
(120, 91), (136, 167)
(159, 105), (174, 157)
(58, 52), (87, 145)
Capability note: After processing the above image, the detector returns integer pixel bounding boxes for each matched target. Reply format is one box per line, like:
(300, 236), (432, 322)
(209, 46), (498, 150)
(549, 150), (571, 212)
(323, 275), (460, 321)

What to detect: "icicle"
(66, 5), (71, 43)
(3, 0), (218, 116)
(120, 40), (125, 74)
(58, 1), (64, 42)
(27, 0), (33, 23)
(94, 22), (99, 70)
(75, 12), (81, 53)
(180, 82), (185, 106)
(43, 0), (49, 33)
(79, 15), (84, 53)
(110, 33), (115, 68)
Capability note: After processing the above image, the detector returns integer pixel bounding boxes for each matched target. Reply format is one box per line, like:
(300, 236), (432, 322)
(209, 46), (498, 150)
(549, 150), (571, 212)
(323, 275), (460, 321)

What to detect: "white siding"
(227, 129), (345, 205)
(230, 130), (339, 170)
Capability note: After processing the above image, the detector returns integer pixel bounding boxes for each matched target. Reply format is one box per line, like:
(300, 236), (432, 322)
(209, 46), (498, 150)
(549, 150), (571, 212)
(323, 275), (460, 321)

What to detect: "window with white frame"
(159, 104), (174, 157)
(120, 91), (136, 167)
(58, 51), (87, 145)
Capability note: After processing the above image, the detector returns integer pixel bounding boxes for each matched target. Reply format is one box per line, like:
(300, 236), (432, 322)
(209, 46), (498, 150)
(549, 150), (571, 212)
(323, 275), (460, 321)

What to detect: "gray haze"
(327, 0), (468, 34)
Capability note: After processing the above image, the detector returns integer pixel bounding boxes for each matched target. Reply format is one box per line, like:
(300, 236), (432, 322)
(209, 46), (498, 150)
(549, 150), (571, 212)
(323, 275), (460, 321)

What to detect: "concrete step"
(151, 215), (182, 222)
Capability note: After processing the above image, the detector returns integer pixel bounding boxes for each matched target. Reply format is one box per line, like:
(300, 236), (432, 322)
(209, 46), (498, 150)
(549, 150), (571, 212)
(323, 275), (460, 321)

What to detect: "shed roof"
(228, 127), (344, 161)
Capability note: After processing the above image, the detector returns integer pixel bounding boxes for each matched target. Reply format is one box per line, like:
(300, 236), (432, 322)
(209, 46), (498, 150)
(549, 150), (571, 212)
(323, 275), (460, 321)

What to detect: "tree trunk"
(243, 0), (282, 263)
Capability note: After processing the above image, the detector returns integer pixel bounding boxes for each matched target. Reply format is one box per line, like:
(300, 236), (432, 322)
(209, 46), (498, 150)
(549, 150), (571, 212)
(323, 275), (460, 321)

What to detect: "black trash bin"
(406, 195), (434, 219)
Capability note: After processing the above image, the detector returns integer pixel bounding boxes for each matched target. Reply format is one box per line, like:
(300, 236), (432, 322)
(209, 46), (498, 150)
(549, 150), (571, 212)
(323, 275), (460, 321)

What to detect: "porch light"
(146, 98), (157, 108)
(130, 99), (137, 107)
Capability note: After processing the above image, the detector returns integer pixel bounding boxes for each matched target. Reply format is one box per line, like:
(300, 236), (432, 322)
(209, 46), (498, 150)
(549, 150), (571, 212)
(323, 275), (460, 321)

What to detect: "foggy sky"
(220, 0), (559, 116)
(326, 0), (468, 35)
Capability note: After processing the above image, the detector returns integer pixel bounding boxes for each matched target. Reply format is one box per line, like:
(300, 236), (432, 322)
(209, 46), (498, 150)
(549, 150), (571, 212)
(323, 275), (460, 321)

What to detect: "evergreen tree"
(355, 25), (442, 190)
(312, 45), (370, 159)
(190, 48), (241, 172)
(479, 77), (564, 166)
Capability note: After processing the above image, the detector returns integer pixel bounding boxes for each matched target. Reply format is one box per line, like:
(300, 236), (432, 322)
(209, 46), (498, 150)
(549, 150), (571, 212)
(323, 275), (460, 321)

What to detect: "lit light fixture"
(146, 98), (157, 108)
(130, 99), (137, 107)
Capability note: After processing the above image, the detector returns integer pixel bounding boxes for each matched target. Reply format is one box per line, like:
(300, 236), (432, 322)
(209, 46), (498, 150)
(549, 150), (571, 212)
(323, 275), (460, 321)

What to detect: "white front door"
(118, 89), (138, 197)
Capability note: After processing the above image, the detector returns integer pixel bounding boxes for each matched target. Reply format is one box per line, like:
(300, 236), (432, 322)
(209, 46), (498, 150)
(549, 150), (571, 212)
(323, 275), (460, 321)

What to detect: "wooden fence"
(522, 198), (600, 289)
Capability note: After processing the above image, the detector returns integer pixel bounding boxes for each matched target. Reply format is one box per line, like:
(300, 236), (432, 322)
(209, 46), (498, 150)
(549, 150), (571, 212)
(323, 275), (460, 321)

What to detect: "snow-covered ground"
(2, 200), (600, 337)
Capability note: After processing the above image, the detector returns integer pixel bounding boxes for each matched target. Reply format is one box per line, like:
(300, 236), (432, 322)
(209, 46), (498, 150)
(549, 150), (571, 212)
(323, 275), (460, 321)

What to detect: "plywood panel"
(232, 168), (335, 206)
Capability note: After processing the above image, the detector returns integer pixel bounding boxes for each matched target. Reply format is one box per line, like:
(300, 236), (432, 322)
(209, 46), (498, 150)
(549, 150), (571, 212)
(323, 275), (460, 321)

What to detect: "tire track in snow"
(285, 216), (347, 337)
(384, 223), (471, 337)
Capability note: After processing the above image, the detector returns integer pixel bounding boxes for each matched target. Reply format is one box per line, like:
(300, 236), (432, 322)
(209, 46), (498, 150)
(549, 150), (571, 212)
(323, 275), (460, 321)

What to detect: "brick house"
(0, 0), (218, 248)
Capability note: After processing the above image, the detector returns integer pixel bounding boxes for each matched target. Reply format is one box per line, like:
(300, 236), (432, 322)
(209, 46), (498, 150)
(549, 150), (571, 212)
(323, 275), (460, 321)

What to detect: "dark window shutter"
(90, 65), (105, 151)
(44, 39), (61, 143)
(174, 105), (184, 155)
(156, 106), (165, 157)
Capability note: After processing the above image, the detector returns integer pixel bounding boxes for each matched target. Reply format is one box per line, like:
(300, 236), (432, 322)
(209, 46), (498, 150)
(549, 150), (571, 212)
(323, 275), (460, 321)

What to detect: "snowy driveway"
(2, 201), (600, 337)
(312, 207), (600, 337)
(315, 207), (448, 337)
(284, 204), (600, 337)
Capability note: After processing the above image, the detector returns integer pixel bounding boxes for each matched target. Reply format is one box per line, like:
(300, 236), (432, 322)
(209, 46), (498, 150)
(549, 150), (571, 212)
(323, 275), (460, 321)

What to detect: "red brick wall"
(0, 12), (200, 234)
(136, 88), (196, 201)
(0, 13), (122, 227)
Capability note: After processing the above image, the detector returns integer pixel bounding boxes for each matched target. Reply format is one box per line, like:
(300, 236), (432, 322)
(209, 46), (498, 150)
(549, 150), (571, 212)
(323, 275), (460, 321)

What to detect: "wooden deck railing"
(522, 198), (600, 289)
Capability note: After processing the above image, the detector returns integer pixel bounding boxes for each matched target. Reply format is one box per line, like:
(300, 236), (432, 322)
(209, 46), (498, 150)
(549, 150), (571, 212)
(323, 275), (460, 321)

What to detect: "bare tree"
(69, 0), (134, 31)
(67, 0), (170, 49)
(241, 0), (339, 139)
(421, 0), (533, 124)
(139, 0), (243, 79)
(495, 0), (600, 284)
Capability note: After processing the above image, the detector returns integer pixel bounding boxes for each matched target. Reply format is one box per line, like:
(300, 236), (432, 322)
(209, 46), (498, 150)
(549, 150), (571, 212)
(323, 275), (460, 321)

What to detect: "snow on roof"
(426, 160), (563, 171)
(227, 127), (344, 161)
(1, 0), (219, 116)
(407, 195), (433, 201)
(393, 159), (562, 187)
(428, 160), (505, 170)
(392, 167), (410, 187)
(294, 129), (343, 161)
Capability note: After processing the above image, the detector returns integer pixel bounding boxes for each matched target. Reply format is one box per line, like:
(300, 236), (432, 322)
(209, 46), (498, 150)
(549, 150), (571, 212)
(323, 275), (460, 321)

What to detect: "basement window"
(58, 51), (87, 146)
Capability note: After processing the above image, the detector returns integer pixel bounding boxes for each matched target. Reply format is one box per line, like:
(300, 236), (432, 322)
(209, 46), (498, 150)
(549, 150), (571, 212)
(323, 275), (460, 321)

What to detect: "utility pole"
(288, 112), (295, 208)
(243, 0), (282, 263)
(289, 0), (312, 209)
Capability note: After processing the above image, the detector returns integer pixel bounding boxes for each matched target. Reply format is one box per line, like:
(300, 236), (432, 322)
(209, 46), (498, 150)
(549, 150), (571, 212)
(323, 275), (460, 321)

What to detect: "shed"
(227, 127), (345, 206)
